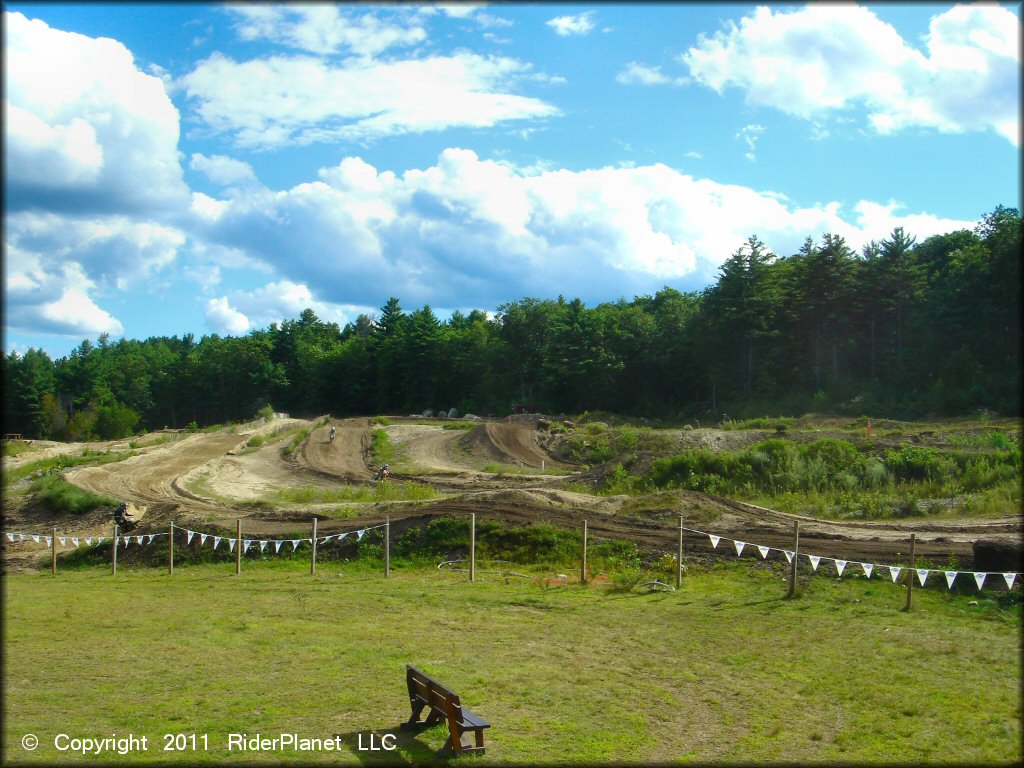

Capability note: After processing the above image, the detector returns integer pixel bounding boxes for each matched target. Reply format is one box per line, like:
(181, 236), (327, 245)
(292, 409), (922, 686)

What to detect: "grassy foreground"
(3, 563), (1020, 765)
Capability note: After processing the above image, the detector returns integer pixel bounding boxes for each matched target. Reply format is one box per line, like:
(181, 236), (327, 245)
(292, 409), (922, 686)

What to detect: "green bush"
(29, 475), (116, 515)
(256, 404), (274, 421)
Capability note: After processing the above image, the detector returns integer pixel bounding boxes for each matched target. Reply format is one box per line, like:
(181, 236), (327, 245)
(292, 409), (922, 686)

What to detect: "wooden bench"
(400, 665), (491, 755)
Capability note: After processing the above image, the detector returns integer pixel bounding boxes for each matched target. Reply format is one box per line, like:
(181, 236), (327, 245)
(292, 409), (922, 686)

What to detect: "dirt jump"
(4, 415), (1021, 570)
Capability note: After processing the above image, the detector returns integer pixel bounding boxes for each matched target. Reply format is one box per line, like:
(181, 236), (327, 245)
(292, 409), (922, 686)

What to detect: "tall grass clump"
(371, 428), (396, 464)
(28, 474), (117, 514)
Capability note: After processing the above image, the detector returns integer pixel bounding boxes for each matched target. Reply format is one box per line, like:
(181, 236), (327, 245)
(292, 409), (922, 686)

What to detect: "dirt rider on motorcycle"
(375, 463), (390, 480)
(329, 426), (336, 441)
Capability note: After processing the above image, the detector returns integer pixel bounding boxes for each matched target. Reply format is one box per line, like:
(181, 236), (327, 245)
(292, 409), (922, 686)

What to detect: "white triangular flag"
(835, 559), (847, 577)
(783, 550), (794, 563)
(889, 566), (901, 582)
(5, 533), (12, 542)
(337, 532), (348, 541)
(274, 540), (283, 553)
(32, 535), (40, 543)
(861, 563), (873, 579)
(809, 555), (820, 571)
(45, 537), (52, 546)
(259, 541), (268, 552)
(147, 535), (155, 544)
(1003, 572), (1017, 589)
(201, 534), (209, 546)
(121, 536), (129, 547)
(72, 537), (80, 546)
(944, 571), (957, 589)
(19, 534), (28, 541)
(916, 569), (929, 586)
(187, 531), (195, 545)
(709, 535), (720, 549)
(291, 540), (300, 551)
(356, 529), (365, 541)
(85, 538), (92, 546)
(973, 572), (986, 590)
(244, 539), (253, 552)
(97, 537), (104, 545)
(59, 537), (67, 546)
(757, 545), (769, 559)
(229, 539), (236, 552)
(213, 536), (222, 550)
(734, 540), (745, 556)
(135, 536), (144, 545)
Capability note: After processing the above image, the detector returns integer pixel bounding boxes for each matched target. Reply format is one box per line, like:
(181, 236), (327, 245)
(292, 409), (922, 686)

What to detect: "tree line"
(4, 206), (1019, 440)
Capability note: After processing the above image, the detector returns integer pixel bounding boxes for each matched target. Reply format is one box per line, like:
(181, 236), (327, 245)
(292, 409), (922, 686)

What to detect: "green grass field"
(3, 561), (1020, 765)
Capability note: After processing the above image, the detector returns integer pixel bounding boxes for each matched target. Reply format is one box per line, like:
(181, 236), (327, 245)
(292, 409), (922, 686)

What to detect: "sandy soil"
(4, 416), (1021, 569)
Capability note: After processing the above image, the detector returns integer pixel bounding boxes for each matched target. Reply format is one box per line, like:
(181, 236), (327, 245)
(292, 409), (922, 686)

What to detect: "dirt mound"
(299, 419), (372, 479)
(459, 423), (561, 468)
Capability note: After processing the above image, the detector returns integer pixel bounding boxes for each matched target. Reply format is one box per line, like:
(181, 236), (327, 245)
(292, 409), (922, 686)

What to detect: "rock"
(683, 424), (693, 430)
(537, 419), (552, 431)
(463, 413), (482, 421)
(973, 539), (1023, 572)
(422, 409), (434, 417)
(448, 408), (460, 418)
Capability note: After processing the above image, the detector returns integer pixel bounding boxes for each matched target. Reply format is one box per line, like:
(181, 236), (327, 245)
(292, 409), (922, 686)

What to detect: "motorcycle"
(329, 426), (336, 442)
(372, 465), (391, 481)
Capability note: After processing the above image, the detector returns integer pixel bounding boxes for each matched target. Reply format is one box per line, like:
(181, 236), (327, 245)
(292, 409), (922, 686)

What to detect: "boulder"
(422, 409), (434, 417)
(972, 539), (1023, 573)
(448, 408), (460, 418)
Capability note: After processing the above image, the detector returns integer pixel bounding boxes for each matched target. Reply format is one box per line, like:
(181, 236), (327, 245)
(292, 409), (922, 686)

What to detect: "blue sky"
(4, 2), (1020, 359)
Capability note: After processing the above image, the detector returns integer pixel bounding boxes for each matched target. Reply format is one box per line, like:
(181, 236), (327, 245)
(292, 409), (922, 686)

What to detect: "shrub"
(256, 404), (274, 421)
(29, 475), (116, 515)
(885, 446), (954, 483)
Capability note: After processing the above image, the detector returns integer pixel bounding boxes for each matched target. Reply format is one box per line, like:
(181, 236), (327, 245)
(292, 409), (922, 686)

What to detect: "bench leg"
(400, 701), (427, 730)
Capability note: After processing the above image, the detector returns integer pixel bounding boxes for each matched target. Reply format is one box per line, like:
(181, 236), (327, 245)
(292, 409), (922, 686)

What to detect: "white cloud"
(682, 4), (1020, 145)
(6, 212), (185, 292)
(736, 124), (765, 162)
(4, 253), (124, 337)
(685, 151), (703, 160)
(616, 62), (688, 87)
(226, 5), (426, 57)
(180, 52), (560, 149)
(190, 153), (258, 187)
(4, 11), (189, 214)
(547, 12), (595, 37)
(208, 281), (363, 334)
(205, 297), (250, 336)
(189, 148), (978, 310)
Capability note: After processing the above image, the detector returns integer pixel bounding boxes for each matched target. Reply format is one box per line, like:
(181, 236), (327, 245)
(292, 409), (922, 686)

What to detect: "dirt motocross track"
(4, 416), (1021, 569)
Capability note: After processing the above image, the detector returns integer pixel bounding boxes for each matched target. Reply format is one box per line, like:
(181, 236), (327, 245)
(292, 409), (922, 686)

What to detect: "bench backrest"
(407, 666), (464, 721)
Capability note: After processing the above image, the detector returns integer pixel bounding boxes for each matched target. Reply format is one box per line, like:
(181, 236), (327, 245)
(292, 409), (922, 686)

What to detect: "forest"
(4, 206), (1019, 440)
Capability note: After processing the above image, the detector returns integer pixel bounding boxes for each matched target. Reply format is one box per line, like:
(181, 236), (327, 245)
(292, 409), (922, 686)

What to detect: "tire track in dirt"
(299, 418), (372, 479)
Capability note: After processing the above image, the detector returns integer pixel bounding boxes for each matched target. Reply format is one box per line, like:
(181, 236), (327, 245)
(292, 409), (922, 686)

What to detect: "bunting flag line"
(889, 566), (902, 583)
(1004, 573), (1017, 590)
(71, 537), (79, 546)
(244, 540), (253, 553)
(861, 563), (873, 579)
(97, 537), (104, 545)
(85, 537), (92, 546)
(187, 531), (195, 545)
(291, 540), (300, 551)
(835, 559), (847, 577)
(916, 569), (929, 586)
(45, 537), (52, 546)
(33, 535), (40, 543)
(275, 541), (283, 553)
(4, 533), (12, 542)
(201, 534), (209, 546)
(709, 535), (720, 549)
(734, 541), (745, 557)
(757, 545), (769, 559)
(784, 550), (794, 563)
(809, 555), (821, 571)
(229, 539), (236, 552)
(259, 541), (268, 553)
(974, 572), (987, 590)
(135, 536), (144, 545)
(356, 529), (366, 541)
(59, 537), (67, 546)
(945, 571), (957, 589)
(213, 537), (222, 550)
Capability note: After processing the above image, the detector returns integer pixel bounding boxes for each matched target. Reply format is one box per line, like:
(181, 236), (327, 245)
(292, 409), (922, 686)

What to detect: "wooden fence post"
(788, 521), (800, 598)
(112, 523), (118, 575)
(581, 519), (588, 585)
(903, 533), (916, 612)
(51, 527), (57, 575)
(676, 515), (684, 589)
(169, 520), (174, 576)
(385, 516), (390, 578)
(311, 517), (318, 575)
(235, 519), (242, 575)
(469, 513), (476, 583)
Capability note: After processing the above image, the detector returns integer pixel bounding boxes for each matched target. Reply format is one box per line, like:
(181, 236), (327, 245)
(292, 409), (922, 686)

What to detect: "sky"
(4, 2), (1021, 360)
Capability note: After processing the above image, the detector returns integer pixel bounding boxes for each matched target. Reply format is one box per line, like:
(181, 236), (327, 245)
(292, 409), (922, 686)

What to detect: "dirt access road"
(4, 416), (1020, 568)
